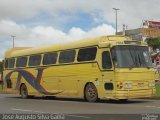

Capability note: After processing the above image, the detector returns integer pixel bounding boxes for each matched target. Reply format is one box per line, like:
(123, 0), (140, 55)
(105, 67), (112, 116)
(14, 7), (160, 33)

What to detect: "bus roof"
(4, 35), (132, 58)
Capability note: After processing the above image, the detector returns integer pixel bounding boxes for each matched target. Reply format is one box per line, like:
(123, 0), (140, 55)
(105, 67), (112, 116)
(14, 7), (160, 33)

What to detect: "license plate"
(138, 83), (144, 87)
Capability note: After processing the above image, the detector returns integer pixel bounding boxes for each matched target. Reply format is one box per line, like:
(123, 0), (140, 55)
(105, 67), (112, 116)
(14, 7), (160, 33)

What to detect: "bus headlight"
(124, 82), (132, 88)
(149, 81), (155, 87)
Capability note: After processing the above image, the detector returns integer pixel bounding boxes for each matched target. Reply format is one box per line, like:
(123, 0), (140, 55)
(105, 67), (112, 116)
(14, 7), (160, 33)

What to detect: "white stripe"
(67, 114), (91, 119)
(11, 108), (47, 113)
(33, 110), (46, 113)
(145, 106), (156, 108)
(11, 108), (32, 112)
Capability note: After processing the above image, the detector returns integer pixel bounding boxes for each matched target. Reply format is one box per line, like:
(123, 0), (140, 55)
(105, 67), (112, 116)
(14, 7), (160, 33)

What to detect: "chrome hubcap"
(88, 88), (96, 98)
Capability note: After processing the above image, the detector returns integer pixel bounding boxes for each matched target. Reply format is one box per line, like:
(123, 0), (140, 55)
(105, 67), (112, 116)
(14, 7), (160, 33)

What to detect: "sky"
(0, 0), (160, 60)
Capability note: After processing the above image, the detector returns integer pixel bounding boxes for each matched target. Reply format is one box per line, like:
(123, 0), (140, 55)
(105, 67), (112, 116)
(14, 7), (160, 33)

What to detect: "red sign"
(143, 20), (160, 29)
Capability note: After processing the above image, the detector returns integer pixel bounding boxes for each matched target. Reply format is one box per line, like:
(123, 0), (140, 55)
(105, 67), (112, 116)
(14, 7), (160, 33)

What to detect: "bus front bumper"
(104, 89), (156, 100)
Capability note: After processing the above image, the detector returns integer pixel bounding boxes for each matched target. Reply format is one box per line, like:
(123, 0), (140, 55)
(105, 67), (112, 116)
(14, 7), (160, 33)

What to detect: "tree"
(146, 37), (160, 50)
(0, 61), (3, 73)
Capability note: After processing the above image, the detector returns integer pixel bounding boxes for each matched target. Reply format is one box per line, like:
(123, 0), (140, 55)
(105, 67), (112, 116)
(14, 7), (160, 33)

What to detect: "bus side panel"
(53, 63), (102, 98)
(3, 69), (43, 96)
(3, 70), (18, 94)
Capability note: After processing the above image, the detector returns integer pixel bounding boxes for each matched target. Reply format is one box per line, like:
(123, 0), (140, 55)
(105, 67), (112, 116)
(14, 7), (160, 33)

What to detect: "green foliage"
(156, 84), (160, 96)
(0, 61), (3, 73)
(146, 37), (160, 50)
(0, 85), (2, 93)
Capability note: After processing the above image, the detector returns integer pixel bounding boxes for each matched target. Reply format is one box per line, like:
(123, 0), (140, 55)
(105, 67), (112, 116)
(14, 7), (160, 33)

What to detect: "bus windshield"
(111, 46), (153, 68)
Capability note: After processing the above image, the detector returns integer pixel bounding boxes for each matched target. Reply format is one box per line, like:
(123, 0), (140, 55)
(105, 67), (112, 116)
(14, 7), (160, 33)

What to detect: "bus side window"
(28, 55), (41, 66)
(16, 56), (28, 67)
(4, 59), (8, 69)
(8, 58), (15, 69)
(77, 47), (97, 62)
(43, 52), (57, 65)
(102, 51), (112, 69)
(59, 50), (75, 63)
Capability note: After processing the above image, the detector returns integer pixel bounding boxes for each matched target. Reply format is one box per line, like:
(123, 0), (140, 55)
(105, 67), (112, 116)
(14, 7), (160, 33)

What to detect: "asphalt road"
(0, 94), (160, 120)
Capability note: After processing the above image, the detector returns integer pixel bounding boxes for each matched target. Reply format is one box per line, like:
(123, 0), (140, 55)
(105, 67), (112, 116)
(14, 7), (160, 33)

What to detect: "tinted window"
(77, 47), (97, 62)
(7, 58), (15, 68)
(59, 50), (75, 63)
(28, 55), (41, 66)
(16, 56), (28, 67)
(111, 46), (153, 68)
(5, 59), (8, 68)
(43, 52), (57, 65)
(102, 51), (112, 69)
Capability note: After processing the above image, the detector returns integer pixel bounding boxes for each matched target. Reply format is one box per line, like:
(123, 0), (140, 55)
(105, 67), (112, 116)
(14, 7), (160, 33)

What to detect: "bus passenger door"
(100, 50), (115, 98)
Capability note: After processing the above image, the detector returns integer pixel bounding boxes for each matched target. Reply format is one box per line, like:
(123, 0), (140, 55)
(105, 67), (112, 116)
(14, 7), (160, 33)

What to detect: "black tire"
(20, 84), (28, 99)
(84, 83), (98, 102)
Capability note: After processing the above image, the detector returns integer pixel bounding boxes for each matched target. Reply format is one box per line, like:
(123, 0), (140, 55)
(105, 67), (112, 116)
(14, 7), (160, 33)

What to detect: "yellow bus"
(2, 35), (155, 102)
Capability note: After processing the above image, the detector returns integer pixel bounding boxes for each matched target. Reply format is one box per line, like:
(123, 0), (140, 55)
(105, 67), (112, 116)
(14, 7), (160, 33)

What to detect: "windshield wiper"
(129, 61), (136, 70)
(143, 62), (151, 69)
(129, 50), (137, 70)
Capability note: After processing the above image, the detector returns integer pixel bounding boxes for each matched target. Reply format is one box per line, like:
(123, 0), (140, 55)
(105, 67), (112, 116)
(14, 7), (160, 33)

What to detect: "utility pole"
(11, 35), (16, 48)
(113, 8), (120, 34)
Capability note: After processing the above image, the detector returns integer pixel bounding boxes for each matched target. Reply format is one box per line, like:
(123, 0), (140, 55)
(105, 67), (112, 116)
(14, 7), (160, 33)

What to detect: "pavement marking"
(145, 106), (156, 108)
(67, 114), (91, 119)
(11, 108), (33, 112)
(33, 111), (46, 113)
(145, 106), (160, 109)
(11, 108), (47, 113)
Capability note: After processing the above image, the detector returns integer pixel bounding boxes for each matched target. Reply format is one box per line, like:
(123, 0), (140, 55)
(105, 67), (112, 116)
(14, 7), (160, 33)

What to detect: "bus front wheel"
(84, 83), (98, 102)
(20, 84), (28, 99)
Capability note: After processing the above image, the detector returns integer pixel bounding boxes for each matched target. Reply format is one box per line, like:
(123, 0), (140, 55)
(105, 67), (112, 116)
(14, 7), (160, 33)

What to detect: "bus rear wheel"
(84, 83), (98, 102)
(20, 84), (28, 99)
